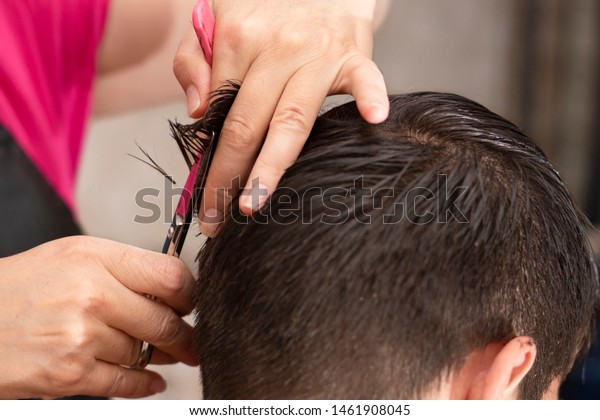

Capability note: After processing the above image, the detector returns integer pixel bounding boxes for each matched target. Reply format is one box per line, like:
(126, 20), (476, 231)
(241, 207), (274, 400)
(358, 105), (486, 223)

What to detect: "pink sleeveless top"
(0, 0), (109, 213)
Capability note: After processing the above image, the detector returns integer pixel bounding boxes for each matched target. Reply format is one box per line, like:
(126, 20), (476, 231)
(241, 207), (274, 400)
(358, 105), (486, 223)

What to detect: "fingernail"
(240, 183), (269, 212)
(200, 208), (223, 237)
(151, 379), (167, 394)
(186, 85), (201, 116)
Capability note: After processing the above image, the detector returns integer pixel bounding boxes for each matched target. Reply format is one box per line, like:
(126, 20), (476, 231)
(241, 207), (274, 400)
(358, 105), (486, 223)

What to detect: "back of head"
(192, 91), (598, 399)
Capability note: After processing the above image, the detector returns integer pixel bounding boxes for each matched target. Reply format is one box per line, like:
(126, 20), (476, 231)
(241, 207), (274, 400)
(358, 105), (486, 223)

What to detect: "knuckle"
(117, 245), (134, 268)
(252, 158), (286, 183)
(172, 54), (186, 79)
(55, 356), (89, 390)
(271, 104), (311, 134)
(77, 283), (105, 316)
(38, 331), (94, 395)
(64, 365), (87, 388)
(63, 319), (95, 354)
(313, 31), (339, 52)
(172, 52), (194, 84)
(105, 369), (128, 396)
(344, 53), (378, 76)
(221, 114), (257, 149)
(158, 258), (188, 297)
(274, 30), (307, 52)
(60, 235), (91, 259)
(220, 18), (260, 49)
(154, 313), (184, 346)
(334, 54), (381, 93)
(275, 26), (338, 54)
(358, 58), (381, 75)
(358, 61), (383, 82)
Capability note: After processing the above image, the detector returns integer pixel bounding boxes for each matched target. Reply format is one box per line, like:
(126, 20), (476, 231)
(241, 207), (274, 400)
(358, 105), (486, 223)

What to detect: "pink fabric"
(0, 0), (109, 213)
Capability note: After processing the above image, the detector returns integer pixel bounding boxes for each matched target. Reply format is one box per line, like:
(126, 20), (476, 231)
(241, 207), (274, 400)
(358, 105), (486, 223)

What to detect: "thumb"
(173, 27), (212, 118)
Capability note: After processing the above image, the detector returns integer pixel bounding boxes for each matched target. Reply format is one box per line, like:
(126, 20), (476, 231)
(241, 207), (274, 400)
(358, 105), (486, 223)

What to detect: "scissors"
(131, 0), (216, 370)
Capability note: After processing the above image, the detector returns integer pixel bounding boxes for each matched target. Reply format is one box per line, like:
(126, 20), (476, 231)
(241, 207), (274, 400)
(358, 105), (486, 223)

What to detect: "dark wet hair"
(186, 88), (599, 399)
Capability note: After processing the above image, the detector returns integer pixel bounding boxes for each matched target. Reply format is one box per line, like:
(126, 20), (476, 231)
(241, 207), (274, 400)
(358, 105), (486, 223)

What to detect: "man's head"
(190, 90), (599, 399)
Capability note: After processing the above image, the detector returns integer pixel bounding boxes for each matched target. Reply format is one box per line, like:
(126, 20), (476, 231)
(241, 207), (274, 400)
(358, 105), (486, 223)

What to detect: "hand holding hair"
(0, 236), (198, 399)
(173, 0), (389, 236)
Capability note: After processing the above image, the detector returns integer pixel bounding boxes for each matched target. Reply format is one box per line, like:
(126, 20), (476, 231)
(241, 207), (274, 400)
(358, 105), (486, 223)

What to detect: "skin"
(95, 0), (198, 115)
(173, 0), (391, 236)
(427, 337), (561, 400)
(0, 0), (202, 400)
(0, 237), (197, 399)
(1, 0), (391, 398)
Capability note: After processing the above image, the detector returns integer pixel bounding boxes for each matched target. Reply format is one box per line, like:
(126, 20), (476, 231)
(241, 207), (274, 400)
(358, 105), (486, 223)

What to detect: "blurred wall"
(375, 0), (516, 118)
(77, 0), (598, 399)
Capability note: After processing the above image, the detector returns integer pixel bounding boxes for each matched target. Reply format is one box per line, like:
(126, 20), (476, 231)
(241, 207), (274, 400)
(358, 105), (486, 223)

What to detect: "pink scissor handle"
(193, 0), (215, 66)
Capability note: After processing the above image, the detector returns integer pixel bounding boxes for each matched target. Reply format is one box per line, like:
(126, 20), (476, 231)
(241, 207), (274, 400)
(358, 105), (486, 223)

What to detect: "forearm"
(98, 0), (198, 74)
(94, 0), (196, 115)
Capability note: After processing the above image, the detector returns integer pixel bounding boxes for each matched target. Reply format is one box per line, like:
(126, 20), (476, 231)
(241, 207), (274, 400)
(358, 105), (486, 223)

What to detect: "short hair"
(189, 89), (599, 399)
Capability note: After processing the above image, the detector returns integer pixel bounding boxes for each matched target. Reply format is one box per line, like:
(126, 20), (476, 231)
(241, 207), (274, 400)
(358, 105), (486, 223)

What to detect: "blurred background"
(78, 0), (600, 399)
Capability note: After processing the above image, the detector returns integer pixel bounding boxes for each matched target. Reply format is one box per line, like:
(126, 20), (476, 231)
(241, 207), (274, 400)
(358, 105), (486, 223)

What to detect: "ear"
(467, 336), (537, 399)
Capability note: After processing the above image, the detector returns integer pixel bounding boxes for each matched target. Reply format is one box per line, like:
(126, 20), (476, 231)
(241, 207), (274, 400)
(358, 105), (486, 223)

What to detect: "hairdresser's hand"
(0, 236), (198, 399)
(174, 0), (389, 235)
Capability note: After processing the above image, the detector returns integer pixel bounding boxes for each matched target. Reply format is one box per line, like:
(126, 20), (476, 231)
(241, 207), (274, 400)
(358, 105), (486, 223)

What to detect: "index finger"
(199, 59), (293, 236)
(238, 68), (329, 214)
